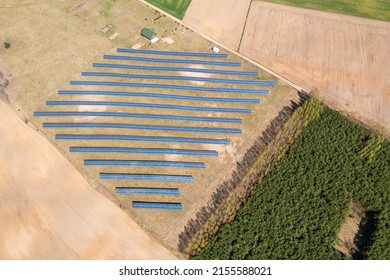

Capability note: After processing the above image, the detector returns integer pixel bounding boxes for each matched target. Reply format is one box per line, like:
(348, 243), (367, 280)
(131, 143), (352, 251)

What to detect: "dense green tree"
(195, 108), (390, 260)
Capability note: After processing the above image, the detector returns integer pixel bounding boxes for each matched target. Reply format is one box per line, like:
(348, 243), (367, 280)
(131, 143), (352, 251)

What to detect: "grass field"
(145, 0), (192, 19)
(258, 0), (390, 21)
(34, 53), (297, 248)
(195, 105), (390, 259)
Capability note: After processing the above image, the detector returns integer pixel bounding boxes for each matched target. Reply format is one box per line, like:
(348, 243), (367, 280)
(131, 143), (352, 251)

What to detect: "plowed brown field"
(240, 1), (390, 132)
(0, 101), (176, 259)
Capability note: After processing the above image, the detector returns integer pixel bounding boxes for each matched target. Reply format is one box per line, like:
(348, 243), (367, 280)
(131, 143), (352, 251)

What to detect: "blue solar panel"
(104, 55), (240, 67)
(58, 90), (260, 104)
(43, 122), (242, 134)
(55, 134), (230, 145)
(46, 100), (251, 113)
(70, 147), (218, 156)
(93, 63), (258, 76)
(100, 173), (193, 182)
(34, 111), (243, 123)
(116, 48), (227, 58)
(81, 72), (276, 86)
(70, 80), (269, 94)
(116, 187), (180, 195)
(85, 160), (205, 168)
(132, 201), (182, 210)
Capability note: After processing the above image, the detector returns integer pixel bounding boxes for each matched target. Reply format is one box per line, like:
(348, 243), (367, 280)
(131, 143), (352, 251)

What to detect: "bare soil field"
(0, 101), (175, 259)
(183, 0), (252, 50)
(240, 1), (390, 133)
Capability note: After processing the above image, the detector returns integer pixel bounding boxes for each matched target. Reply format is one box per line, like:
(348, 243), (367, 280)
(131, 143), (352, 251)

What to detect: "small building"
(108, 32), (119, 41)
(141, 27), (154, 40)
(150, 37), (159, 44)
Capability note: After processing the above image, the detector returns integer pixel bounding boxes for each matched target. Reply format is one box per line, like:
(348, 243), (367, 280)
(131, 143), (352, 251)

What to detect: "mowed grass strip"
(145, 0), (192, 19)
(259, 0), (390, 22)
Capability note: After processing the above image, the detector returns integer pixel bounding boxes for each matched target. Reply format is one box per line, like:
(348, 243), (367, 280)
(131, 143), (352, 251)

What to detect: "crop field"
(0, 101), (176, 259)
(195, 105), (390, 260)
(183, 0), (252, 50)
(1, 0), (300, 256)
(258, 0), (390, 22)
(145, 0), (192, 19)
(240, 1), (390, 135)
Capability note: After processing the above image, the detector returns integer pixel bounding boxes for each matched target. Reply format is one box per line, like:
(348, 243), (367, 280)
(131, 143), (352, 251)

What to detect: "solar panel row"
(85, 160), (205, 168)
(92, 63), (258, 76)
(46, 100), (251, 113)
(69, 80), (269, 94)
(35, 111), (243, 123)
(100, 173), (194, 182)
(58, 90), (260, 104)
(116, 187), (180, 195)
(69, 146), (218, 156)
(116, 48), (228, 58)
(43, 122), (242, 134)
(104, 54), (240, 67)
(55, 134), (230, 145)
(132, 201), (183, 210)
(81, 71), (276, 86)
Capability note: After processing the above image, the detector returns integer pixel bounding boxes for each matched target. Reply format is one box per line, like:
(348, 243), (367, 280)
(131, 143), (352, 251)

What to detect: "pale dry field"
(0, 0), (173, 117)
(0, 101), (176, 259)
(183, 0), (252, 50)
(240, 1), (390, 133)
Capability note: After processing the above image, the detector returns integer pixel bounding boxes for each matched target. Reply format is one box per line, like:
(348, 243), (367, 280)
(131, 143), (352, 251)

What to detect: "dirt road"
(0, 101), (176, 259)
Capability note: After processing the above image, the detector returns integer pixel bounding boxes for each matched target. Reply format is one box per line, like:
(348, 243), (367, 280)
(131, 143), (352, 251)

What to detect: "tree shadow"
(352, 210), (378, 259)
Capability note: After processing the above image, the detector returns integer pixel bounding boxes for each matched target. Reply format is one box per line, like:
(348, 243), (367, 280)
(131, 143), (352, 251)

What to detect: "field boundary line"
(238, 0), (253, 50)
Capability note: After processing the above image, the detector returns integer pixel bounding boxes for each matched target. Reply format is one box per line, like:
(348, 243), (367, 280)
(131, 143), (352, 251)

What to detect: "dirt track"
(240, 1), (390, 132)
(0, 101), (176, 259)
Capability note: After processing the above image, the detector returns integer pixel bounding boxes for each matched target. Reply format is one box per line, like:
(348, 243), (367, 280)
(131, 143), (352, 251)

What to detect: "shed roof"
(141, 28), (154, 40)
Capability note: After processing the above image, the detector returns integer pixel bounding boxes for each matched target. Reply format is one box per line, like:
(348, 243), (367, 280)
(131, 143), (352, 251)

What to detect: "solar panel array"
(35, 48), (276, 210)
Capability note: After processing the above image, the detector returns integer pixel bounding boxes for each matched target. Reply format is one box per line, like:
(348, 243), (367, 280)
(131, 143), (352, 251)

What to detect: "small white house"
(151, 37), (160, 44)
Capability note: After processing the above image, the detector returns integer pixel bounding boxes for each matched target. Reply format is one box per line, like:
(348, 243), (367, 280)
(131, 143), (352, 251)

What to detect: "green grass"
(145, 0), (192, 19)
(259, 0), (390, 22)
(195, 107), (390, 259)
(100, 0), (119, 17)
